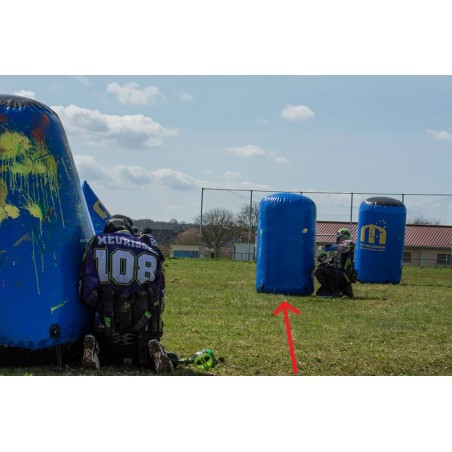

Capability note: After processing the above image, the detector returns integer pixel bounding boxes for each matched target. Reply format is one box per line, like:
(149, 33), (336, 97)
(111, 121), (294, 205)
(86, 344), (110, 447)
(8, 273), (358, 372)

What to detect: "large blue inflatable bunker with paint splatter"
(0, 95), (94, 365)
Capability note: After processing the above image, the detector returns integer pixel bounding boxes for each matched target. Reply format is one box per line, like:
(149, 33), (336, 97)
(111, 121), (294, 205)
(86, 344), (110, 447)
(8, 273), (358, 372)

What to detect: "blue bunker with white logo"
(256, 193), (316, 295)
(355, 196), (406, 284)
(0, 95), (94, 364)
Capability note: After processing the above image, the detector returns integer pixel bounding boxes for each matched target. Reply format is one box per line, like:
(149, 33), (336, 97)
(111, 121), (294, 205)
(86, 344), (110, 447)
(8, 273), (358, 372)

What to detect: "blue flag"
(82, 180), (111, 235)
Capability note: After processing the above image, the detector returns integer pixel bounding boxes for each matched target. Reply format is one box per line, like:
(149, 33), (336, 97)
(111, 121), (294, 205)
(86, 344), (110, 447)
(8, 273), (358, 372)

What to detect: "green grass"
(1, 260), (451, 376)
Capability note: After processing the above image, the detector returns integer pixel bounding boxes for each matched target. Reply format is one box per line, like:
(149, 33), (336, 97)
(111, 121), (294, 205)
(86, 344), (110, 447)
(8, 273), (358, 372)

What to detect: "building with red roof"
(316, 221), (452, 267)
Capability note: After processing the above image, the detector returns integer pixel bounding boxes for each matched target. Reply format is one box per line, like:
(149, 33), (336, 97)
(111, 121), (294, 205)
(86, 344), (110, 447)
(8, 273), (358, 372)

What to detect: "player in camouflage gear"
(79, 214), (174, 372)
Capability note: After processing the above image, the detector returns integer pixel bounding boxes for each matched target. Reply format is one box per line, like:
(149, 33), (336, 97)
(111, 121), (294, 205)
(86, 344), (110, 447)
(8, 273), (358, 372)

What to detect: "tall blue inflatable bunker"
(0, 95), (94, 364)
(256, 193), (316, 295)
(355, 196), (406, 284)
(82, 180), (111, 235)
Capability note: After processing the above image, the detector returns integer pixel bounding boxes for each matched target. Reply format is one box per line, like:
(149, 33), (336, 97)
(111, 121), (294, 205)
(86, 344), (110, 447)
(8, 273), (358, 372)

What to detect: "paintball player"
(314, 228), (357, 298)
(79, 214), (174, 373)
(139, 226), (165, 263)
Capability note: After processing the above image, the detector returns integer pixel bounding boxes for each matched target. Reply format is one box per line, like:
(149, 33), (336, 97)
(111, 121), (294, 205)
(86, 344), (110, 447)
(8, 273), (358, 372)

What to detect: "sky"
(2, 75), (452, 224)
(3, 1), (452, 226)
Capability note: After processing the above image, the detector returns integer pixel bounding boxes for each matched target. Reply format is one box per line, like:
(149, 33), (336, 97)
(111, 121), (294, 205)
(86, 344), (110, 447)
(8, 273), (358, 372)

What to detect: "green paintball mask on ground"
(193, 349), (216, 370)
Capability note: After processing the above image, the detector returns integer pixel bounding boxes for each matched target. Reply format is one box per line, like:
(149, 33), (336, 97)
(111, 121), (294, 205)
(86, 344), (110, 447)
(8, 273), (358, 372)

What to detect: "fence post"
(248, 189), (253, 262)
(199, 188), (204, 259)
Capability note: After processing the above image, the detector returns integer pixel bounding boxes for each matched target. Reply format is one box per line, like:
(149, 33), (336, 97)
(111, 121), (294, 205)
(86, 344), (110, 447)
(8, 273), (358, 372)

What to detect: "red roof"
(404, 224), (452, 248)
(316, 221), (452, 249)
(316, 222), (358, 242)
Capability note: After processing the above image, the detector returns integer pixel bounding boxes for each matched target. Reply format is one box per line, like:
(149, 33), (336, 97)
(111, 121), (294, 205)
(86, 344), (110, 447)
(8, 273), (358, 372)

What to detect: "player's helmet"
(103, 214), (134, 234)
(336, 228), (351, 240)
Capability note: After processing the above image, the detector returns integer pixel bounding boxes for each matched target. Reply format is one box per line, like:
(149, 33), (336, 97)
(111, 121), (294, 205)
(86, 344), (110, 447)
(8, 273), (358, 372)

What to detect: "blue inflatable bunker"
(256, 193), (316, 295)
(355, 196), (407, 284)
(0, 95), (94, 364)
(82, 180), (111, 235)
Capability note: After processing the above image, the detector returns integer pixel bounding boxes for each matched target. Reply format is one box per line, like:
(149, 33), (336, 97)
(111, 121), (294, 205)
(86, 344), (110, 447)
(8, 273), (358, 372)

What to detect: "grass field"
(1, 259), (451, 376)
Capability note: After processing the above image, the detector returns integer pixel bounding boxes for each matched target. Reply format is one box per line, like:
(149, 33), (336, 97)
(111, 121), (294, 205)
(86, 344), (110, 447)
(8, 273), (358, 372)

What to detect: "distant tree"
(235, 202), (259, 242)
(194, 207), (235, 257)
(408, 215), (441, 225)
(172, 227), (199, 245)
(132, 218), (196, 232)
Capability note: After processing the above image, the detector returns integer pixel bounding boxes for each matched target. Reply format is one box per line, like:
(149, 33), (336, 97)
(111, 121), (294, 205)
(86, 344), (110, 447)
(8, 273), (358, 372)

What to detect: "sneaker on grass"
(148, 339), (174, 374)
(82, 334), (100, 370)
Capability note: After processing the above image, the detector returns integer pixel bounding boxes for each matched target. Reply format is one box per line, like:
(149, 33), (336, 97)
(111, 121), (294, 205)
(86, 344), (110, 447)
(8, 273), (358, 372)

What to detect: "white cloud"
(14, 90), (35, 99)
(152, 168), (198, 190)
(107, 82), (167, 105)
(72, 76), (91, 86)
(74, 154), (154, 188)
(52, 104), (177, 149)
(114, 164), (154, 185)
(223, 171), (242, 180)
(75, 156), (200, 192)
(274, 156), (290, 164)
(177, 92), (193, 102)
(74, 155), (107, 182)
(427, 129), (452, 142)
(281, 104), (315, 122)
(234, 180), (271, 190)
(228, 145), (266, 157)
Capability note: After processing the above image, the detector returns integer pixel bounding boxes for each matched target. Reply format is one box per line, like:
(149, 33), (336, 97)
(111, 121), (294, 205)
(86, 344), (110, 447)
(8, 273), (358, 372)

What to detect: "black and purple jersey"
(79, 231), (164, 310)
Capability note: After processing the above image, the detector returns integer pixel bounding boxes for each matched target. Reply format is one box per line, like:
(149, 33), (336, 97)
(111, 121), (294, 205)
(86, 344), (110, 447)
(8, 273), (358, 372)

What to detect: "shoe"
(316, 286), (333, 297)
(166, 352), (180, 369)
(148, 339), (174, 374)
(82, 334), (100, 370)
(316, 286), (339, 298)
(344, 285), (354, 298)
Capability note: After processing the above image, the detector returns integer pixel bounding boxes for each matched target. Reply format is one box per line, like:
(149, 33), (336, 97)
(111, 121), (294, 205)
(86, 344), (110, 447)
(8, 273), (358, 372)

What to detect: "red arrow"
(274, 300), (300, 374)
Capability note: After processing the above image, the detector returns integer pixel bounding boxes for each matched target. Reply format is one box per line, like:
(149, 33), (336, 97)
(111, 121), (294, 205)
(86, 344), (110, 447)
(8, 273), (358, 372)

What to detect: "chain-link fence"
(198, 188), (452, 262)
(200, 188), (452, 225)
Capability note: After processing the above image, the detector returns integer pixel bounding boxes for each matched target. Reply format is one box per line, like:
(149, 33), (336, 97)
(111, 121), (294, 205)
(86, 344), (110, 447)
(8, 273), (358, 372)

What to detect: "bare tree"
(194, 207), (235, 257)
(172, 227), (199, 245)
(408, 215), (441, 225)
(235, 202), (259, 242)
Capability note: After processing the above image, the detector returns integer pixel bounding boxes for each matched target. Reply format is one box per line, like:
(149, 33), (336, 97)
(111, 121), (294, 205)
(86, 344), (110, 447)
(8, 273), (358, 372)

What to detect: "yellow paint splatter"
(50, 299), (68, 313)
(4, 204), (20, 218)
(0, 129), (60, 226)
(0, 131), (31, 160)
(25, 202), (43, 221)
(0, 179), (20, 222)
(0, 126), (64, 293)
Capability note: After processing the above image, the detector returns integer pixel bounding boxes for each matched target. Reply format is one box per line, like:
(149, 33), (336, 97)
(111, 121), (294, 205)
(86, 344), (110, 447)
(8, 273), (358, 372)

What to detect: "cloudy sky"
(3, 1), (452, 225)
(3, 75), (451, 224)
